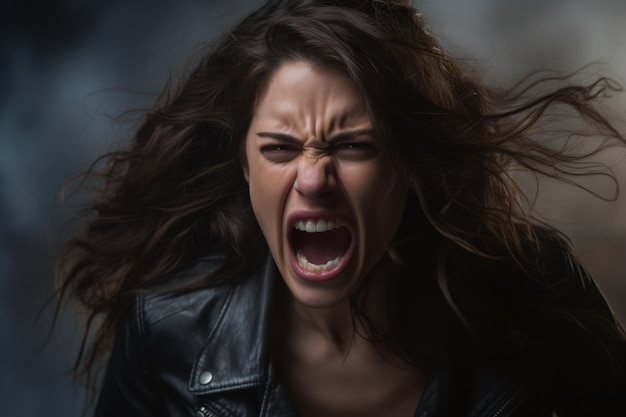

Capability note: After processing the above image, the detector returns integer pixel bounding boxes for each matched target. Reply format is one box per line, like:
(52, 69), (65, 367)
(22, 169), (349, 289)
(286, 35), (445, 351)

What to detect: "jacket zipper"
(195, 405), (223, 417)
(490, 389), (530, 417)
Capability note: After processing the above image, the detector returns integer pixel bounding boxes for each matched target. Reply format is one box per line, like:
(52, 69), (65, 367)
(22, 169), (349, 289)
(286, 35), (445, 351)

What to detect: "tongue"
(292, 227), (351, 265)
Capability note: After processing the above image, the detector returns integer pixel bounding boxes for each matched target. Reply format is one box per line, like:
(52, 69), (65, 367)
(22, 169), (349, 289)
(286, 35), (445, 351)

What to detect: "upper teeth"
(294, 219), (343, 233)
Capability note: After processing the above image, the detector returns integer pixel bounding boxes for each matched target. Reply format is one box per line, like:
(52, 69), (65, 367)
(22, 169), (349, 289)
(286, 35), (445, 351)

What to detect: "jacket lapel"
(188, 255), (275, 394)
(187, 254), (298, 416)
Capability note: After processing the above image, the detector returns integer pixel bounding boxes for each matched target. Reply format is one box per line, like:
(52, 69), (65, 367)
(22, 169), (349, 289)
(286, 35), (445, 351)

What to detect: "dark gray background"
(2, 1), (625, 416)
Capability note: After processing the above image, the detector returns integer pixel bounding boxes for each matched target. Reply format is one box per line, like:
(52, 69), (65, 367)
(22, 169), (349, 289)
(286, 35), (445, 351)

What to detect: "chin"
(279, 267), (356, 310)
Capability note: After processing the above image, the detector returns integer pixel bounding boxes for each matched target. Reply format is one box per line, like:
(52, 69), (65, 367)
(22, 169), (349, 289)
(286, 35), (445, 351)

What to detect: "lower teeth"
(296, 250), (341, 272)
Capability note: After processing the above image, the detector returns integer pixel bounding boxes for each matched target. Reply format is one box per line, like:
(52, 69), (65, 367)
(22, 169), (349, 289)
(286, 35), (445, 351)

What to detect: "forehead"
(252, 60), (369, 129)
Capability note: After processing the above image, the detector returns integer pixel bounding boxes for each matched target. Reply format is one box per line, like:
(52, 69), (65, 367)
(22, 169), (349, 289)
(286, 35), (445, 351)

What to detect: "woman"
(57, 0), (626, 416)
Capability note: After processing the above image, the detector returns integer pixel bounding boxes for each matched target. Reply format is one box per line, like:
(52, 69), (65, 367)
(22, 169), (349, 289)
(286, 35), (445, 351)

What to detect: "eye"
(259, 144), (300, 162)
(333, 142), (378, 159)
(260, 144), (297, 152)
(336, 142), (375, 150)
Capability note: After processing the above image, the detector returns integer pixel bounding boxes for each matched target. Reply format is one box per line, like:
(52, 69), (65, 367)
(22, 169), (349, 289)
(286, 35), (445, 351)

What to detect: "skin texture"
(243, 60), (406, 312)
(243, 60), (420, 417)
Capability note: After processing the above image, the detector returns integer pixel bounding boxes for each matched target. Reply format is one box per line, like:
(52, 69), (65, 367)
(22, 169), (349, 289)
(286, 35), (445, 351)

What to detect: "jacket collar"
(188, 254), (277, 395)
(185, 253), (553, 416)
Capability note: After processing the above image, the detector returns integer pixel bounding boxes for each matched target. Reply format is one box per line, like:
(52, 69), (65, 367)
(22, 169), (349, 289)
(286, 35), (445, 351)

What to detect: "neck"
(283, 254), (396, 354)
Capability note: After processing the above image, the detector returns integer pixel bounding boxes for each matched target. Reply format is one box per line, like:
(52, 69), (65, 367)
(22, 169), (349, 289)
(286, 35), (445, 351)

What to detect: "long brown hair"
(56, 0), (626, 408)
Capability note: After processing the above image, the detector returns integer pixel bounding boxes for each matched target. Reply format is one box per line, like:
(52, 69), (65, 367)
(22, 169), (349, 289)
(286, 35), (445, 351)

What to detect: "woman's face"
(243, 61), (406, 309)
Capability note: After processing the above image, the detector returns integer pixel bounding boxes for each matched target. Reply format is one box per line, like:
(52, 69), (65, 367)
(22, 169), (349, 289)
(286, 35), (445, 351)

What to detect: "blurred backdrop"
(1, 0), (625, 416)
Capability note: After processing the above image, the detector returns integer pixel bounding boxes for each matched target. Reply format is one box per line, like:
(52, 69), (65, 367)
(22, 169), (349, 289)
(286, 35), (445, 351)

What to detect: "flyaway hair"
(55, 0), (626, 410)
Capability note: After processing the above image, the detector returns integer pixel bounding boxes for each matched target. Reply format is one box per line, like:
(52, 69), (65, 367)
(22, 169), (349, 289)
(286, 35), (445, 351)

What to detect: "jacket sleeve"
(94, 296), (165, 417)
(533, 237), (626, 416)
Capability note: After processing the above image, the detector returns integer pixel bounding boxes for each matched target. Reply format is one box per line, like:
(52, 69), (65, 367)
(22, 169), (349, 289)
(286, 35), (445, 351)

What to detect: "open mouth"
(289, 218), (353, 276)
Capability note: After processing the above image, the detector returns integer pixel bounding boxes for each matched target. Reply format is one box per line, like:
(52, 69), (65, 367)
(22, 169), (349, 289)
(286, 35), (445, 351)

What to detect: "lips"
(287, 214), (354, 281)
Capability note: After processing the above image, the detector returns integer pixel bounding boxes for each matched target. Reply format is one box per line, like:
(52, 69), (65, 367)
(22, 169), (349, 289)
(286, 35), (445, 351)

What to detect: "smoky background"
(1, 0), (624, 415)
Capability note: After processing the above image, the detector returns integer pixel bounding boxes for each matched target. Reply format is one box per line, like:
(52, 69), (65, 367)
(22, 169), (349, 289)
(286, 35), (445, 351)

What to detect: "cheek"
(351, 163), (406, 244)
(246, 158), (268, 228)
(247, 163), (293, 239)
(375, 184), (406, 241)
(248, 173), (274, 234)
(346, 160), (403, 209)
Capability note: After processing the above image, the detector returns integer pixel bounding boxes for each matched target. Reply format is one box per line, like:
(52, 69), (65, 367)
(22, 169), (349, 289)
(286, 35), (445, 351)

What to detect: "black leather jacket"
(95, 251), (622, 417)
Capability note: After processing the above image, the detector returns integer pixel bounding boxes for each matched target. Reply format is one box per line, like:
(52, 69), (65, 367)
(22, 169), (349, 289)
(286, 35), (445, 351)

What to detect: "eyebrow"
(256, 129), (376, 144)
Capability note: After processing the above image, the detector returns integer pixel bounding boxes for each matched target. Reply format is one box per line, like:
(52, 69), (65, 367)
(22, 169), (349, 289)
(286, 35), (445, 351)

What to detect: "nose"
(294, 155), (337, 199)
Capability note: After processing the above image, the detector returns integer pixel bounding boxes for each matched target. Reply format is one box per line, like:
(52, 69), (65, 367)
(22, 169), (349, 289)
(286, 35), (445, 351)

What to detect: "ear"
(240, 141), (250, 184)
(242, 163), (250, 184)
(241, 152), (250, 184)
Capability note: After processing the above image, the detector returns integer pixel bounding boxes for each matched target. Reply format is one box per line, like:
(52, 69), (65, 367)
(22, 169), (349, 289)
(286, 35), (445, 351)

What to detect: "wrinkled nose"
(294, 156), (337, 199)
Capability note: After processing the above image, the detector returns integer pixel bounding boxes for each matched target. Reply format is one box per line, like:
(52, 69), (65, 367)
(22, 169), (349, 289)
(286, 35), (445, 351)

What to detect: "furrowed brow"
(256, 129), (376, 144)
(327, 129), (376, 144)
(256, 132), (301, 145)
